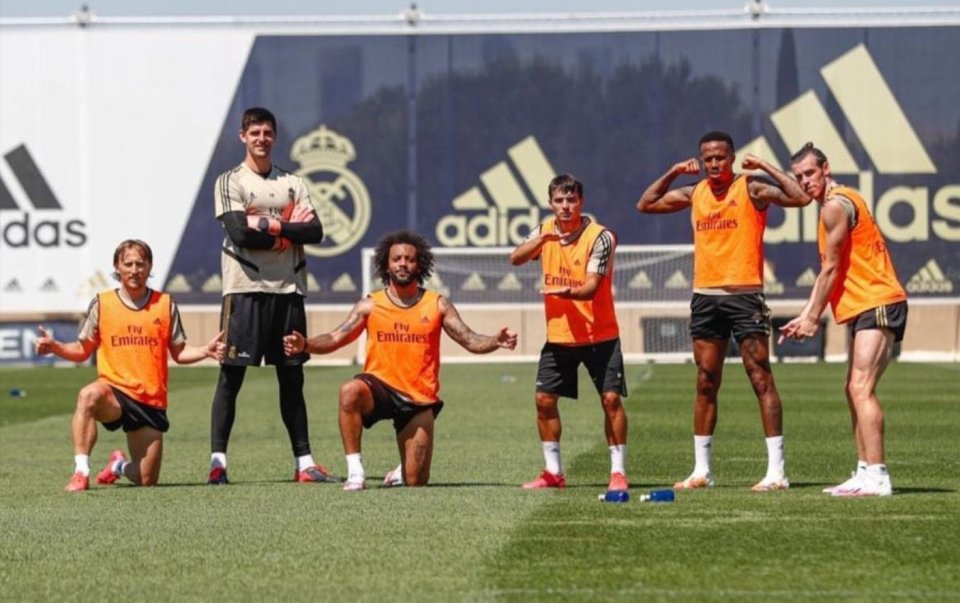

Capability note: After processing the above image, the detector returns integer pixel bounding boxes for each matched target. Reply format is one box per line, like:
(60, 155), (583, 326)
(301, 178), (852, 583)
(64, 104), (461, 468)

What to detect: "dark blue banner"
(167, 26), (960, 303)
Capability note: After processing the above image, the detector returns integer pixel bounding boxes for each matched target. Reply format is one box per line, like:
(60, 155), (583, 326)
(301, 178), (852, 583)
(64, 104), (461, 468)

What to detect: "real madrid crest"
(290, 125), (371, 257)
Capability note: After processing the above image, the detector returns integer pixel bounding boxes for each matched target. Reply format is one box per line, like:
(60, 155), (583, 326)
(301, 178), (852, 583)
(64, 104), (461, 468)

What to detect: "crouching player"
(283, 230), (517, 490)
(36, 239), (225, 491)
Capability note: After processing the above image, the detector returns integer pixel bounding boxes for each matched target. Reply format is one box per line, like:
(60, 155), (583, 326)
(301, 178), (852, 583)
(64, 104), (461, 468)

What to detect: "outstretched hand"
(496, 327), (518, 351)
(283, 330), (306, 356)
(35, 325), (56, 355)
(777, 316), (819, 345)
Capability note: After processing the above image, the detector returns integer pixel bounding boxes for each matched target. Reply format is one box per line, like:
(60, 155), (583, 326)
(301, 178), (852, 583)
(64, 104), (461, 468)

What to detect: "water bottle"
(639, 489), (675, 503)
(9, 388), (27, 398)
(598, 490), (630, 503)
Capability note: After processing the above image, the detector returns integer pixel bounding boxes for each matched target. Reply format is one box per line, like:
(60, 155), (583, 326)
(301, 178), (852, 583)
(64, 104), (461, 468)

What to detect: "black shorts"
(221, 292), (308, 366)
(848, 300), (908, 342)
(355, 373), (444, 433)
(535, 338), (627, 400)
(690, 292), (771, 342)
(102, 386), (170, 433)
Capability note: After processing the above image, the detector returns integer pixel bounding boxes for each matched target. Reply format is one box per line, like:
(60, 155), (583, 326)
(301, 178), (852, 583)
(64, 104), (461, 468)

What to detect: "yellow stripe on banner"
(507, 136), (556, 209)
(820, 44), (936, 174)
(771, 91), (859, 175)
(480, 162), (531, 211)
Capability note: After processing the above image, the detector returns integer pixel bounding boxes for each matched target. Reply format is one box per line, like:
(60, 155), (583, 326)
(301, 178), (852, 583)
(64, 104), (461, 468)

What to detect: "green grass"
(0, 362), (958, 602)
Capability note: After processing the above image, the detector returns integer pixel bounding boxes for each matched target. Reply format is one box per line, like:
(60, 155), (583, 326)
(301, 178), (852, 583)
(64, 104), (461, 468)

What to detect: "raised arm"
(439, 296), (517, 354)
(636, 159), (699, 214)
(35, 325), (97, 363)
(283, 297), (373, 355)
(778, 200), (848, 342)
(743, 153), (812, 209)
(510, 228), (561, 266)
(169, 330), (226, 365)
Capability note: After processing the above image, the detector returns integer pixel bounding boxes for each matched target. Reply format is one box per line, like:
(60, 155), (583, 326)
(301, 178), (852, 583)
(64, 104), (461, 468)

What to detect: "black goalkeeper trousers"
(210, 364), (311, 457)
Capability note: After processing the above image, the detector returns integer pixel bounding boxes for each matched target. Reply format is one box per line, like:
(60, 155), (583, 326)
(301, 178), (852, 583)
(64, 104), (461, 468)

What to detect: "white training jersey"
(214, 161), (312, 296)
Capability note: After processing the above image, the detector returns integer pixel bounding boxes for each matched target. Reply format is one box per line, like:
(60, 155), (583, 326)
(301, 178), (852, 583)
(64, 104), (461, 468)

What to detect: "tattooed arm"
(439, 296), (517, 354)
(283, 297), (373, 355)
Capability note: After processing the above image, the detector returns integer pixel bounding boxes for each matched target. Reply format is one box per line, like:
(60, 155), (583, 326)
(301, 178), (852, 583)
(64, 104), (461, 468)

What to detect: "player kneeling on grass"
(283, 230), (517, 491)
(36, 239), (225, 492)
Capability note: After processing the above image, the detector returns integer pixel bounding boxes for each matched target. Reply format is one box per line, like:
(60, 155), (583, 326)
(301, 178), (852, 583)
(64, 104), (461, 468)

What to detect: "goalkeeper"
(208, 106), (337, 486)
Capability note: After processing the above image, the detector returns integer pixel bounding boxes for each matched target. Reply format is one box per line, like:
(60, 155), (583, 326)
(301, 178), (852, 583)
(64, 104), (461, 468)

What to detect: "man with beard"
(283, 230), (517, 491)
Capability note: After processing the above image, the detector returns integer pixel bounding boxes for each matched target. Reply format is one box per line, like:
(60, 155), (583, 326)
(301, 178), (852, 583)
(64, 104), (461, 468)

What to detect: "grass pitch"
(0, 361), (958, 602)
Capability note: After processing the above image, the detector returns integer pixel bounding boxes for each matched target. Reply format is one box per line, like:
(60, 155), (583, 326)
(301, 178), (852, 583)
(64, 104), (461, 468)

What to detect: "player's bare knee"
(600, 393), (623, 415)
(338, 380), (366, 413)
(75, 385), (101, 413)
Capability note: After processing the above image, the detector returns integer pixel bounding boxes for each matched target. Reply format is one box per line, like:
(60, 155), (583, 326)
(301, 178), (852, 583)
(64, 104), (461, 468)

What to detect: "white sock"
(542, 441), (562, 475)
(609, 444), (626, 475)
(113, 459), (128, 479)
(764, 436), (785, 479)
(856, 460), (868, 475)
(210, 452), (227, 470)
(693, 435), (713, 476)
(296, 454), (316, 471)
(74, 454), (90, 476)
(345, 453), (364, 481)
(865, 463), (888, 476)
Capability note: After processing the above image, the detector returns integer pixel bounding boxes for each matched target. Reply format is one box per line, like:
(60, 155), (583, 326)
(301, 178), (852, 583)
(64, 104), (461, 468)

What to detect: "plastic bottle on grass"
(639, 489), (675, 503)
(598, 490), (630, 503)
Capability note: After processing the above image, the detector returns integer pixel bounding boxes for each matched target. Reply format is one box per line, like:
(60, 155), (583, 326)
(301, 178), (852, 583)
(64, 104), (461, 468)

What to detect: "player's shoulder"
(216, 163), (245, 179)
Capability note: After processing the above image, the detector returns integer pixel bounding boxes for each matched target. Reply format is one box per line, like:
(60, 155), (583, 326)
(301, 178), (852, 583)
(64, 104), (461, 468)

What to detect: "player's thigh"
(848, 328), (895, 393)
(536, 343), (579, 399)
(583, 339), (627, 398)
(79, 381), (123, 423)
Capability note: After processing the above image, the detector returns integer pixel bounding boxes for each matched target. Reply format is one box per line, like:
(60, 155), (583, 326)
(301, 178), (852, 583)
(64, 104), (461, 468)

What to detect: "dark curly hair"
(373, 230), (434, 286)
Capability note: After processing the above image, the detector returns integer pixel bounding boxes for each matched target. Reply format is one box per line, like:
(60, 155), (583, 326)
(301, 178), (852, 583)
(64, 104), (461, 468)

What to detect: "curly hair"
(373, 230), (434, 286)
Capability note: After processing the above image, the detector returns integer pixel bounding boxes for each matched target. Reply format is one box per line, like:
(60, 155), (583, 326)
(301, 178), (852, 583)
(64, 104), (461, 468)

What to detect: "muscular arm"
(779, 200), (847, 341)
(743, 153), (811, 209)
(543, 272), (604, 301)
(35, 326), (96, 362)
(440, 296), (517, 354)
(637, 159), (698, 214)
(284, 298), (372, 355)
(169, 331), (225, 365)
(510, 228), (559, 266)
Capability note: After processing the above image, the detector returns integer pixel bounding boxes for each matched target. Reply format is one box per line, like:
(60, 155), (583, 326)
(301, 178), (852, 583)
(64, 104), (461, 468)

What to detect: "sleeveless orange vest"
(818, 186), (906, 323)
(97, 290), (171, 409)
(540, 217), (619, 344)
(691, 176), (766, 288)
(364, 289), (443, 403)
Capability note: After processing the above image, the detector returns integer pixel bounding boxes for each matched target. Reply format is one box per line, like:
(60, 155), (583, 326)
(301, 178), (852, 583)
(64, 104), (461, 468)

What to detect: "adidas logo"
(0, 144), (88, 248)
(906, 259), (953, 293)
(795, 268), (817, 288)
(743, 44), (956, 246)
(763, 260), (784, 294)
(435, 136), (556, 247)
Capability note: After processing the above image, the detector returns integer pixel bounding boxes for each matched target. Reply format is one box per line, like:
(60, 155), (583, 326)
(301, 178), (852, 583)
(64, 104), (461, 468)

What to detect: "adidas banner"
(1, 25), (957, 311)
